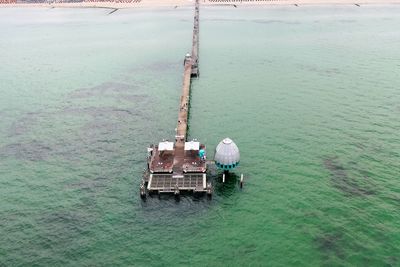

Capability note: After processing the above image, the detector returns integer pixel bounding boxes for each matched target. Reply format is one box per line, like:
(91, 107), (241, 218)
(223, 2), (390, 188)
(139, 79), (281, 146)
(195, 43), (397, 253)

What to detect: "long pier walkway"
(191, 0), (200, 78)
(173, 0), (200, 174)
(142, 0), (210, 196)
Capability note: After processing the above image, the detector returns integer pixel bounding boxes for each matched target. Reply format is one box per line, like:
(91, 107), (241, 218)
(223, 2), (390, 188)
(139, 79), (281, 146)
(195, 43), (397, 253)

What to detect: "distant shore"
(1, 0), (400, 9)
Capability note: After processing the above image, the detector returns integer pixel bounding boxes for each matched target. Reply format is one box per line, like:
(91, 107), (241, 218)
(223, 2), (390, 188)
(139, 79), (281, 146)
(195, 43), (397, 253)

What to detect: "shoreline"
(1, 0), (400, 9)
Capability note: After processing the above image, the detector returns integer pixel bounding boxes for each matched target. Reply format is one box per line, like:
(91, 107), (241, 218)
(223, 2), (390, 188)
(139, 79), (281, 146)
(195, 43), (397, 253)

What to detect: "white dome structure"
(214, 138), (240, 171)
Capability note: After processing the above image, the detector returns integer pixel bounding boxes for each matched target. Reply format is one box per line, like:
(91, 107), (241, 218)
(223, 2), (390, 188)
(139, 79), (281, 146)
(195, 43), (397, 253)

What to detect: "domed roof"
(214, 138), (240, 169)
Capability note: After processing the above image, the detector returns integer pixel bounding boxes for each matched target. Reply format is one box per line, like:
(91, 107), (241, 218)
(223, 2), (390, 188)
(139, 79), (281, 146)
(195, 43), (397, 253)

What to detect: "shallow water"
(0, 5), (399, 266)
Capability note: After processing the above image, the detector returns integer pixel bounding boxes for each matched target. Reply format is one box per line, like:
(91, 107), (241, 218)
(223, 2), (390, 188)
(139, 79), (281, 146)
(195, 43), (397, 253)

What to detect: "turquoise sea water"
(0, 5), (399, 266)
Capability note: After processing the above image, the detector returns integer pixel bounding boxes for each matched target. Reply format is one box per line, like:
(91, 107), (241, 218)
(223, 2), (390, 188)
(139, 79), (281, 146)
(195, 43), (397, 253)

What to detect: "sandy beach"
(1, 0), (400, 9)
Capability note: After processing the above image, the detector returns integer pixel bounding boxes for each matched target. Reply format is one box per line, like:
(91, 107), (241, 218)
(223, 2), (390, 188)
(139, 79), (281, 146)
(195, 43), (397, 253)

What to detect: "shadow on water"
(139, 193), (213, 221)
(213, 171), (241, 197)
(323, 156), (375, 197)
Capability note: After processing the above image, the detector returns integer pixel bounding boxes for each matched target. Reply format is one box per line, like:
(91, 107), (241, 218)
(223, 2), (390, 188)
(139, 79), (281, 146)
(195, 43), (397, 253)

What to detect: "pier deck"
(147, 173), (206, 193)
(191, 2), (199, 77)
(148, 144), (206, 175)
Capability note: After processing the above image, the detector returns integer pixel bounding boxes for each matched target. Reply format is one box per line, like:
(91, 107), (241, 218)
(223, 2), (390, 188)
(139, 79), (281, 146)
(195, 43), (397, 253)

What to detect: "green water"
(1, 5), (400, 266)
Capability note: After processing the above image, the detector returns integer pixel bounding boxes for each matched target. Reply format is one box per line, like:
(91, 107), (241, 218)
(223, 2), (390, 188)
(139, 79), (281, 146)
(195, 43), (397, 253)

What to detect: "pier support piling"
(206, 182), (213, 197)
(140, 180), (146, 198)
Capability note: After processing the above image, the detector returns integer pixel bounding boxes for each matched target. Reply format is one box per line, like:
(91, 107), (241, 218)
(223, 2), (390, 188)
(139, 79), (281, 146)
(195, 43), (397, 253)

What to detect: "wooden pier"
(141, 0), (210, 197)
(191, 1), (200, 77)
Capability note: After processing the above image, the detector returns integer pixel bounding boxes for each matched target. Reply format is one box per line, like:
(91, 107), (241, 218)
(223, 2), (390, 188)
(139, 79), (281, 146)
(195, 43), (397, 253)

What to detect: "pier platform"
(147, 173), (206, 193)
(145, 141), (207, 194)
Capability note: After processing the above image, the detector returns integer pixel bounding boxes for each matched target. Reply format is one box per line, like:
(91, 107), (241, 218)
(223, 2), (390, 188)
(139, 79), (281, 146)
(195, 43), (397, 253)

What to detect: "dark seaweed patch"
(353, 142), (367, 150)
(7, 81), (149, 138)
(38, 210), (95, 246)
(66, 106), (143, 137)
(70, 82), (132, 97)
(315, 232), (345, 260)
(66, 176), (108, 192)
(386, 256), (399, 266)
(41, 211), (91, 230)
(69, 82), (147, 103)
(130, 60), (180, 73)
(2, 105), (144, 162)
(53, 105), (149, 161)
(61, 106), (141, 118)
(298, 64), (342, 76)
(8, 112), (40, 137)
(323, 157), (375, 197)
(237, 243), (257, 255)
(0, 141), (51, 161)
